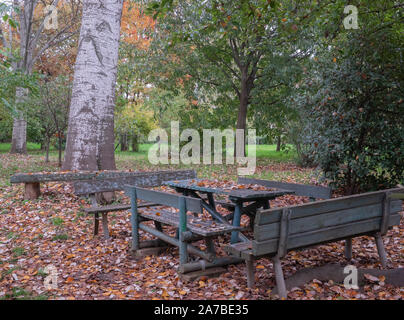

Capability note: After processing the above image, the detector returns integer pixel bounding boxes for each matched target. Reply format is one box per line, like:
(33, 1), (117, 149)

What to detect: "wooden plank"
(140, 209), (241, 237)
(254, 200), (402, 242)
(252, 213), (401, 256)
(127, 187), (203, 213)
(164, 179), (293, 200)
(180, 267), (227, 281)
(24, 182), (40, 199)
(238, 177), (332, 199)
(73, 170), (196, 194)
(277, 208), (291, 257)
(84, 202), (156, 214)
(255, 188), (403, 226)
(11, 169), (196, 184)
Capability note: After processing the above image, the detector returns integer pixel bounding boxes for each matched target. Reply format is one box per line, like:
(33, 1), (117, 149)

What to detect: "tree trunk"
(131, 135), (139, 152)
(235, 69), (250, 157)
(276, 135), (281, 152)
(58, 135), (63, 167)
(62, 0), (124, 171)
(120, 133), (128, 151)
(45, 138), (50, 163)
(10, 87), (28, 154)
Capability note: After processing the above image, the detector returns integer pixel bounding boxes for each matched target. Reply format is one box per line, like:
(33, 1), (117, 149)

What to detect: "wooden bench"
(73, 170), (197, 239)
(225, 187), (403, 298)
(10, 170), (197, 200)
(126, 186), (242, 273)
(216, 177), (332, 211)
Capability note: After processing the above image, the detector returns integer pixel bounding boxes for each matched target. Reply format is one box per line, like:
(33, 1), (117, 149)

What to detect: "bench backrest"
(238, 177), (332, 200)
(125, 186), (203, 213)
(73, 169), (196, 195)
(252, 187), (403, 257)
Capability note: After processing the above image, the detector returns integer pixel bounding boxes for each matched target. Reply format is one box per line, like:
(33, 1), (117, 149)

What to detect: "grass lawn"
(0, 142), (318, 186)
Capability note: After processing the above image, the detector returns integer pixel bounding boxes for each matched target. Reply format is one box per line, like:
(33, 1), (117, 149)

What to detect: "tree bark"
(10, 87), (28, 154)
(58, 135), (63, 167)
(131, 135), (139, 152)
(276, 135), (281, 152)
(45, 138), (50, 163)
(62, 0), (124, 171)
(120, 133), (128, 151)
(235, 68), (250, 157)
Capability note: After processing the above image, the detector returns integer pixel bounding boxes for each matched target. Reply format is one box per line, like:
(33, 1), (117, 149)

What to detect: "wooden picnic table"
(163, 179), (295, 243)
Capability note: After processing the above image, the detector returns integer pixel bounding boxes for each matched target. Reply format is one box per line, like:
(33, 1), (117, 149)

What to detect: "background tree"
(144, 0), (337, 154)
(0, 0), (80, 154)
(294, 1), (404, 194)
(63, 0), (124, 171)
(116, 2), (155, 151)
(27, 76), (71, 165)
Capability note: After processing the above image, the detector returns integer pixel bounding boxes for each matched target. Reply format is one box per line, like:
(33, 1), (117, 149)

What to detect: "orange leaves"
(121, 2), (155, 48)
(66, 277), (74, 283)
(1, 159), (404, 301)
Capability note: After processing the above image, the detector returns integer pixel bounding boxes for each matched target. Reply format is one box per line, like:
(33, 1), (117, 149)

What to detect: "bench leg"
(231, 204), (242, 244)
(24, 182), (41, 200)
(94, 213), (99, 236)
(273, 256), (287, 299)
(246, 259), (255, 288)
(345, 238), (352, 261)
(102, 213), (110, 239)
(179, 237), (188, 266)
(374, 233), (387, 268)
(205, 237), (216, 258)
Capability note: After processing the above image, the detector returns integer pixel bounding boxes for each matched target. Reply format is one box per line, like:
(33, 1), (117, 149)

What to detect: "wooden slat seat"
(215, 178), (332, 214)
(72, 169), (197, 239)
(126, 186), (246, 272)
(84, 202), (155, 214)
(225, 241), (253, 260)
(140, 208), (241, 237)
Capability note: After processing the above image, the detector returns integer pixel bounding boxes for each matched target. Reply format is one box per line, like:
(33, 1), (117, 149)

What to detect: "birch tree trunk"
(10, 87), (29, 154)
(62, 0), (124, 170)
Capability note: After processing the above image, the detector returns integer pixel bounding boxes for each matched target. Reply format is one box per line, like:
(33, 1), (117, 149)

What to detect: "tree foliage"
(294, 1), (404, 194)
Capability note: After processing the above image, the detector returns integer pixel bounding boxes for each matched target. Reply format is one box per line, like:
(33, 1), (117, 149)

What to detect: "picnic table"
(163, 179), (295, 243)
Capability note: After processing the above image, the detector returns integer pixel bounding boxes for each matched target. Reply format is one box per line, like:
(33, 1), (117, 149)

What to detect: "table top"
(163, 179), (295, 202)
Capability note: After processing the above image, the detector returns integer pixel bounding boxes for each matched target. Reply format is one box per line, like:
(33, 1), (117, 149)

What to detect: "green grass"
(0, 142), (307, 185)
(0, 142), (42, 153)
(0, 142), (296, 160)
(52, 233), (69, 241)
(50, 217), (64, 227)
(0, 287), (48, 300)
(12, 247), (26, 258)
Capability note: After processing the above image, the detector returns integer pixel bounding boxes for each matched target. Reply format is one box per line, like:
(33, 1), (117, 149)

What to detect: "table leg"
(231, 203), (242, 244)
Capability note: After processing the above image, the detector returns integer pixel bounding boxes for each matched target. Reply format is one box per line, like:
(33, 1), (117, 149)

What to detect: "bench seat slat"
(225, 242), (253, 260)
(139, 209), (241, 237)
(84, 202), (156, 214)
(237, 177), (332, 199)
